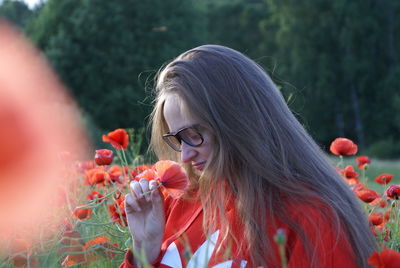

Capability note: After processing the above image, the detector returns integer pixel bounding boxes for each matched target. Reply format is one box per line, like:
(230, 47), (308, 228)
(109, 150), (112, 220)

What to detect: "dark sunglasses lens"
(163, 135), (182, 151)
(178, 127), (203, 146)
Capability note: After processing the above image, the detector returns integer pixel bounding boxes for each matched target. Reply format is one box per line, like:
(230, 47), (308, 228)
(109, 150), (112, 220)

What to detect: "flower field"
(1, 133), (400, 268)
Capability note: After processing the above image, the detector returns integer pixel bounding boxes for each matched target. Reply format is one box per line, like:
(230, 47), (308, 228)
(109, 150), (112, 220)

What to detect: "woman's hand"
(125, 179), (165, 265)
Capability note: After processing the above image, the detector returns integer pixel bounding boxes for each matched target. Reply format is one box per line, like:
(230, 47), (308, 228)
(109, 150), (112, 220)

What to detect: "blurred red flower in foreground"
(330, 138), (358, 156)
(0, 20), (89, 244)
(73, 205), (92, 220)
(356, 189), (380, 203)
(374, 174), (393, 185)
(368, 248), (400, 268)
(386, 185), (400, 200)
(356, 156), (371, 169)
(102, 129), (129, 150)
(154, 160), (189, 198)
(94, 149), (114, 166)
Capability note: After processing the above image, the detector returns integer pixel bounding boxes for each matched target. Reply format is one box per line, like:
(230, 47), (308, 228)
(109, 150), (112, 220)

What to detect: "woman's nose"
(181, 142), (197, 163)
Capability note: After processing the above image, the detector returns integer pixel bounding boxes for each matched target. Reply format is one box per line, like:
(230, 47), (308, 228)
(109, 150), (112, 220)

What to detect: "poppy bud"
(274, 228), (287, 245)
(94, 149), (114, 165)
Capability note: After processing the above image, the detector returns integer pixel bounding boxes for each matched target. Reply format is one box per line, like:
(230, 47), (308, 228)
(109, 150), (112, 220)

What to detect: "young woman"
(121, 45), (376, 268)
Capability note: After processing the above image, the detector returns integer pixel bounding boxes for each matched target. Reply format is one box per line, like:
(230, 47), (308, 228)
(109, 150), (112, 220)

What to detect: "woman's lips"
(192, 161), (206, 170)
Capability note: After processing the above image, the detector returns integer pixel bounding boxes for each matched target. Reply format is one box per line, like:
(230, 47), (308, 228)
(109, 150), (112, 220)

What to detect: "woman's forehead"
(163, 94), (198, 132)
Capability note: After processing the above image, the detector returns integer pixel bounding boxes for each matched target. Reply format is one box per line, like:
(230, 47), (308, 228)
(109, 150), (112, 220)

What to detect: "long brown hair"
(150, 45), (376, 267)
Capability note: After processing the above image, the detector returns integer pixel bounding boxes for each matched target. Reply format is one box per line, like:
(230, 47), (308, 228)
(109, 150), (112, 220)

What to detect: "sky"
(23, 0), (44, 9)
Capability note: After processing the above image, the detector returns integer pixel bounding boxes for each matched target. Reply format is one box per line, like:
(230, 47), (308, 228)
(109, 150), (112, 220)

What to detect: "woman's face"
(163, 94), (213, 171)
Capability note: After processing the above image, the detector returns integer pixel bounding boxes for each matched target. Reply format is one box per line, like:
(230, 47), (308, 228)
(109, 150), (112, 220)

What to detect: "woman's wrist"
(132, 237), (163, 266)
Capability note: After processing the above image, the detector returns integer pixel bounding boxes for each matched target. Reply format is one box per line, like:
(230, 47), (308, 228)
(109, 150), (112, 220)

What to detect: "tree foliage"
(0, 0), (32, 28)
(28, 0), (206, 131)
(24, 0), (400, 156)
(258, 0), (400, 151)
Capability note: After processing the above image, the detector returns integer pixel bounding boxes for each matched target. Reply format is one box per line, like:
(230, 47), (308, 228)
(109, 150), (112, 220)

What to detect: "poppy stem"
(362, 168), (367, 184)
(338, 155), (343, 168)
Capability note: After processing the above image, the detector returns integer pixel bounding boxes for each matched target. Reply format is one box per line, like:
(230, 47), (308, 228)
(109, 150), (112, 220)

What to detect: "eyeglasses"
(163, 125), (204, 152)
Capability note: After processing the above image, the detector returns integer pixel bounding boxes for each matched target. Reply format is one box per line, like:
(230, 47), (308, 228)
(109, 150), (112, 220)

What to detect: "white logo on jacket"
(160, 230), (247, 268)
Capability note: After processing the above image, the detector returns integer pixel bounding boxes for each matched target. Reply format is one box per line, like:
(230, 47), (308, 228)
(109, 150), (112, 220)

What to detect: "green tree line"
(1, 0), (399, 158)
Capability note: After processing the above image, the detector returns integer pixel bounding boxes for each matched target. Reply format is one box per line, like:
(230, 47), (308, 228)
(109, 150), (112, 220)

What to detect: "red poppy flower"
(368, 213), (383, 226)
(368, 248), (400, 268)
(87, 191), (105, 203)
(10, 238), (39, 268)
(386, 185), (400, 200)
(352, 182), (365, 192)
(85, 168), (110, 186)
(344, 165), (359, 179)
(84, 236), (119, 259)
(12, 254), (39, 267)
(94, 149), (114, 166)
(369, 197), (388, 208)
(102, 129), (129, 150)
(131, 164), (152, 178)
(135, 169), (158, 181)
(76, 161), (95, 173)
(356, 156), (371, 169)
(371, 226), (390, 242)
(356, 189), (380, 203)
(374, 174), (393, 185)
(107, 165), (129, 184)
(59, 230), (88, 267)
(379, 199), (388, 208)
(73, 205), (91, 220)
(108, 195), (127, 226)
(154, 160), (189, 198)
(84, 236), (110, 249)
(329, 138), (358, 156)
(384, 209), (391, 222)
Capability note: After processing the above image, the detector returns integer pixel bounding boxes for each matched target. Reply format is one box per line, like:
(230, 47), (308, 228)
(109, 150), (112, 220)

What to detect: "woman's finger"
(149, 180), (158, 191)
(125, 193), (141, 212)
(139, 179), (150, 202)
(130, 181), (143, 200)
(149, 180), (162, 204)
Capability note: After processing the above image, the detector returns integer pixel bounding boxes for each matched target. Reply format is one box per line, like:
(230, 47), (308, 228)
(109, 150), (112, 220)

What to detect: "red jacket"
(120, 195), (357, 268)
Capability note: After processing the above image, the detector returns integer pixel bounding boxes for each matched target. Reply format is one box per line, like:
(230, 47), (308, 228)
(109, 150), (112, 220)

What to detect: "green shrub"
(365, 139), (400, 159)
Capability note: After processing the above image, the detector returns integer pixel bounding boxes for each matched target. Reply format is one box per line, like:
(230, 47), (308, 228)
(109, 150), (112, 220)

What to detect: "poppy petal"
(154, 160), (189, 198)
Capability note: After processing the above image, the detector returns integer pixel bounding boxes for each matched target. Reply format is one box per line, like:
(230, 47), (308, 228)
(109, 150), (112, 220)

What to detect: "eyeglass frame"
(162, 124), (204, 152)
